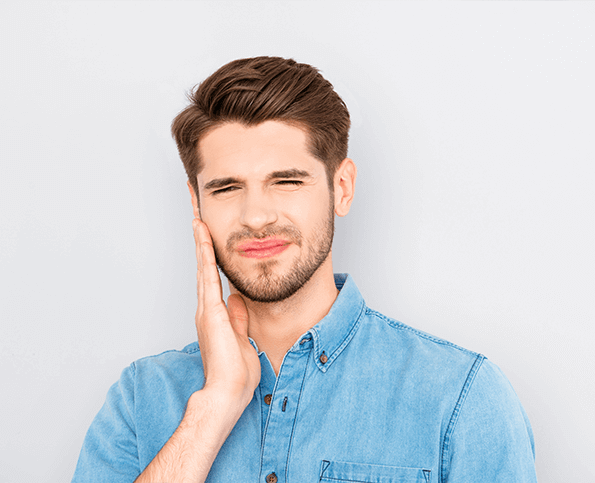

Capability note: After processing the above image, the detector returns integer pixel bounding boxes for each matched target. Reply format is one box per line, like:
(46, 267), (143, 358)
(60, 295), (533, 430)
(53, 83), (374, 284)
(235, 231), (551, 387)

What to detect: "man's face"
(196, 121), (335, 303)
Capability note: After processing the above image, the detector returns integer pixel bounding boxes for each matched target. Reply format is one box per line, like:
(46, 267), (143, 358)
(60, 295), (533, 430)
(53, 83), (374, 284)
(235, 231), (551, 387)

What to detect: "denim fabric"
(72, 274), (537, 482)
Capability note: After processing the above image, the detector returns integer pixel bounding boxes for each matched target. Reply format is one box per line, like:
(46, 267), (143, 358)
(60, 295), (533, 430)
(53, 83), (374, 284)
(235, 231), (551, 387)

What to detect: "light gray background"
(1, 1), (593, 482)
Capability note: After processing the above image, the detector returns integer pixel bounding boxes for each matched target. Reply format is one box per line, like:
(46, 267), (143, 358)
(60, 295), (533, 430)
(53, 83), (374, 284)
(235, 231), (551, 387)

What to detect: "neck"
(229, 256), (339, 375)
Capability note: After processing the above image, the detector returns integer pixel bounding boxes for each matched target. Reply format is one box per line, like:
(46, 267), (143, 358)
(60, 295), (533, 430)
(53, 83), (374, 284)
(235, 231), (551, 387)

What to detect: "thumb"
(227, 293), (250, 337)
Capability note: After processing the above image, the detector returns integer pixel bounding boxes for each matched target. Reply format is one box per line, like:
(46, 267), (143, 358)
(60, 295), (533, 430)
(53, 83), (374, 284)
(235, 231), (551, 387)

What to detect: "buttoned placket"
(258, 335), (313, 483)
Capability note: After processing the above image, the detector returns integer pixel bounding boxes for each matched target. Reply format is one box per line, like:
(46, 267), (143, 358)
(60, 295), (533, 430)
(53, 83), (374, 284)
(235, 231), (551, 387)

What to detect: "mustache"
(226, 225), (303, 251)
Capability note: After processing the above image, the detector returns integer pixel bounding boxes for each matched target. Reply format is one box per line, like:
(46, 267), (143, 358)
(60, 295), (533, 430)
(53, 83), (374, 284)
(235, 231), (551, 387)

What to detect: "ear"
(187, 180), (200, 219)
(333, 158), (357, 217)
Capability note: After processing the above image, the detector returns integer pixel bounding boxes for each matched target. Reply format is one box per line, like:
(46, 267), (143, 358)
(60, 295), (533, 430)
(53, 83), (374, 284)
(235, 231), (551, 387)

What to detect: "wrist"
(185, 387), (251, 431)
(201, 379), (256, 410)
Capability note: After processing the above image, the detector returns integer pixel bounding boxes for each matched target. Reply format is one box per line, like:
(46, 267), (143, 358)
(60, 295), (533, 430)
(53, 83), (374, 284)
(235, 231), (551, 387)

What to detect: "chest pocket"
(319, 460), (431, 483)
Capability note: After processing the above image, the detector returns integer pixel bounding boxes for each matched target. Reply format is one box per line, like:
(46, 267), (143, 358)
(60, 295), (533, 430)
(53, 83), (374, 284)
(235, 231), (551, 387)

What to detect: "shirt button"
(319, 352), (328, 364)
(266, 472), (278, 483)
(264, 394), (272, 405)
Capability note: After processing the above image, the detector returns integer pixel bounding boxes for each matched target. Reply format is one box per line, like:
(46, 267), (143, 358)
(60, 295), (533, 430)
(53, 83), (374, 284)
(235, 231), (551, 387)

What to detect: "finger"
(227, 294), (249, 337)
(192, 218), (200, 261)
(194, 219), (206, 322)
(192, 218), (202, 274)
(197, 220), (223, 309)
(192, 219), (205, 310)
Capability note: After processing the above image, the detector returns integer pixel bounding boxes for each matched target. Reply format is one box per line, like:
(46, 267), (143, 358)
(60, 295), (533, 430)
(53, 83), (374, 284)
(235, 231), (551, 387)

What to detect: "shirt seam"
(368, 309), (479, 356)
(127, 362), (137, 431)
(129, 362), (141, 473)
(439, 354), (485, 483)
(129, 344), (201, 366)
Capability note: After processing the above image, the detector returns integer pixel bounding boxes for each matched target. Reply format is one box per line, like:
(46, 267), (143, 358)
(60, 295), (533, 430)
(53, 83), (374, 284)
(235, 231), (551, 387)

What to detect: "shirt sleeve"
(441, 358), (538, 483)
(71, 363), (141, 483)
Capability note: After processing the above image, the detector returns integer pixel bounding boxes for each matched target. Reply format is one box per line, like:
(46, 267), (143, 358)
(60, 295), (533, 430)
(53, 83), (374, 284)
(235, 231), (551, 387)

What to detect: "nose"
(239, 190), (278, 233)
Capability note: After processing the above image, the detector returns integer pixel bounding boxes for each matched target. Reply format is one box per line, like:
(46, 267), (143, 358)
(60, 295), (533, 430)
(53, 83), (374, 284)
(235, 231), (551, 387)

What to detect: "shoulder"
(359, 308), (536, 479)
(343, 306), (490, 420)
(115, 341), (203, 396)
(363, 308), (522, 405)
(361, 305), (527, 412)
(361, 307), (484, 370)
(131, 341), (201, 370)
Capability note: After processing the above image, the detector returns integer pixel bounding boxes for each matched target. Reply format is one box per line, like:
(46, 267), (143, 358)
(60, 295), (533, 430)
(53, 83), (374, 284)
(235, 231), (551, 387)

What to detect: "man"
(72, 57), (537, 482)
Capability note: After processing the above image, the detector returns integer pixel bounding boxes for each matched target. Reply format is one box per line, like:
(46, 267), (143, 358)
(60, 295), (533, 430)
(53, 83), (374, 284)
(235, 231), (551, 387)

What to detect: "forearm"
(134, 389), (247, 483)
(134, 218), (260, 483)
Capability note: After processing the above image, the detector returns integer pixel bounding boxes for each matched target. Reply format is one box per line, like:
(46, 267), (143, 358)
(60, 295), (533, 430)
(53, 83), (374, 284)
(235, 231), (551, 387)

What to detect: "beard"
(212, 203), (335, 303)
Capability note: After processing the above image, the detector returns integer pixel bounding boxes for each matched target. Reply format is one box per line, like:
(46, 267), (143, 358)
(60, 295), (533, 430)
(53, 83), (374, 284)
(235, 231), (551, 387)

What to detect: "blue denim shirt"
(72, 274), (537, 482)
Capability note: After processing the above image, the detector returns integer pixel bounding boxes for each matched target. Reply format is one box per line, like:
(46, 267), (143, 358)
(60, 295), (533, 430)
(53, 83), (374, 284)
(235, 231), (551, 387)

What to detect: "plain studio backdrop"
(1, 1), (593, 482)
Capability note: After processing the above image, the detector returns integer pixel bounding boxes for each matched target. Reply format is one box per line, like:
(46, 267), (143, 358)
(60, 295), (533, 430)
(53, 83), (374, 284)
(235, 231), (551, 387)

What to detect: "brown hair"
(171, 56), (350, 201)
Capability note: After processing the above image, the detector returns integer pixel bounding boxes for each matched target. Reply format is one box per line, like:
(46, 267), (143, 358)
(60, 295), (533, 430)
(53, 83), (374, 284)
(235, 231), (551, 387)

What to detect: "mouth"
(236, 237), (291, 259)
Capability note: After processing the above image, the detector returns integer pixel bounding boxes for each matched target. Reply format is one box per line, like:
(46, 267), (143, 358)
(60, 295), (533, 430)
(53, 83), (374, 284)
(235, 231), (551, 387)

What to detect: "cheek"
(285, 192), (331, 228)
(201, 208), (232, 247)
(201, 196), (236, 224)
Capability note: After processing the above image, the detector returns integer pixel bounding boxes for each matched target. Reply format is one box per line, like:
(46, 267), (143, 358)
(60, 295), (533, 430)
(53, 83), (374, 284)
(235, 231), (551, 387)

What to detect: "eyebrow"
(266, 169), (312, 180)
(203, 169), (313, 191)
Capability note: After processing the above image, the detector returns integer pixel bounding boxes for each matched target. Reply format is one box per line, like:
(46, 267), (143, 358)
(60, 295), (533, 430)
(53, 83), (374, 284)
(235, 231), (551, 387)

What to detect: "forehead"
(197, 121), (323, 182)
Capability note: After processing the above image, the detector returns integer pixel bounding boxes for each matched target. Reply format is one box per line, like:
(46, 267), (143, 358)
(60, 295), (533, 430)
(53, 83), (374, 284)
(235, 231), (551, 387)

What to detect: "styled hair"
(171, 56), (350, 200)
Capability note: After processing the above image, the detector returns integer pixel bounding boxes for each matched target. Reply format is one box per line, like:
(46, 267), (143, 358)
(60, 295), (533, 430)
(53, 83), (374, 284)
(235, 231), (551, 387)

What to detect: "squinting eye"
(213, 186), (239, 195)
(276, 180), (303, 186)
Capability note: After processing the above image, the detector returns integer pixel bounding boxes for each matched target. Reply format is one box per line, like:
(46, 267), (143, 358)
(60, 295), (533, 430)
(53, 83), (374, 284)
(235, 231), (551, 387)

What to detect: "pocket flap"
(320, 460), (431, 483)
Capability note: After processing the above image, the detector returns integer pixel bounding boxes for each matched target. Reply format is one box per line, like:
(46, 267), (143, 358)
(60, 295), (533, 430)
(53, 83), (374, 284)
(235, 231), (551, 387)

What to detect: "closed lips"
(237, 238), (290, 258)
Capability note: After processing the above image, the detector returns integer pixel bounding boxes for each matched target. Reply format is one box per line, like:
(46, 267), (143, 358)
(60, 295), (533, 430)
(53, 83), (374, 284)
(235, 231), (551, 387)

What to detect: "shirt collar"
(295, 273), (366, 373)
